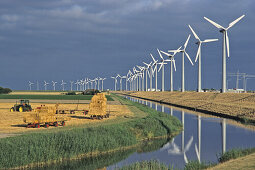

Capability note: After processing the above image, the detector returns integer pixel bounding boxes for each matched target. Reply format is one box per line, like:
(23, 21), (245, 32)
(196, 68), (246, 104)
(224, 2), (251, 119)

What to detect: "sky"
(0, 0), (254, 91)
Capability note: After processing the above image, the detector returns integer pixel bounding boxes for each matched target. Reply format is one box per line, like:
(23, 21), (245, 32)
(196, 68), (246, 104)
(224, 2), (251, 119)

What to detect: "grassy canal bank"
(115, 91), (255, 125)
(0, 94), (182, 169)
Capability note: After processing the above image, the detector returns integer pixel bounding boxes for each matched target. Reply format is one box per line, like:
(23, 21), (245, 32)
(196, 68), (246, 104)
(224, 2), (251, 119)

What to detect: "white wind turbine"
(111, 76), (118, 91)
(44, 81), (49, 91)
(28, 81), (34, 91)
(188, 25), (218, 92)
(137, 66), (145, 91)
(160, 47), (181, 92)
(157, 49), (169, 92)
(75, 80), (79, 91)
(61, 80), (66, 91)
(97, 77), (101, 90)
(204, 15), (245, 93)
(52, 81), (57, 91)
(168, 35), (194, 92)
(101, 78), (106, 91)
(143, 62), (152, 91)
(70, 81), (74, 91)
(120, 76), (127, 91)
(151, 53), (159, 91)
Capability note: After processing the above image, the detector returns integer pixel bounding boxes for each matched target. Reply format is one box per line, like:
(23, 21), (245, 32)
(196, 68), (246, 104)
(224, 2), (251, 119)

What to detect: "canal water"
(38, 96), (255, 170)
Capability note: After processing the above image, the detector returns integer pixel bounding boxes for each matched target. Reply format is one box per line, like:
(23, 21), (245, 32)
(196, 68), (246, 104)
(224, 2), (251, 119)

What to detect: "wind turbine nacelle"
(219, 29), (225, 33)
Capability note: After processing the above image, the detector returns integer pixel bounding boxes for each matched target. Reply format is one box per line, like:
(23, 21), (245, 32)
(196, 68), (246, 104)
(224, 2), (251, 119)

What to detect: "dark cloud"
(0, 0), (254, 90)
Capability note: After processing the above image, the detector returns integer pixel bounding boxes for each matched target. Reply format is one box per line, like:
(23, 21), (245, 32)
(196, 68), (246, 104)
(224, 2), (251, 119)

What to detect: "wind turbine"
(61, 80), (66, 91)
(157, 49), (169, 92)
(151, 53), (158, 91)
(28, 81), (34, 91)
(43, 81), (49, 91)
(111, 76), (117, 91)
(94, 78), (98, 89)
(188, 25), (218, 92)
(101, 78), (106, 91)
(143, 62), (152, 91)
(52, 81), (57, 91)
(168, 35), (194, 92)
(70, 81), (74, 91)
(204, 15), (245, 93)
(160, 47), (180, 92)
(75, 80), (79, 91)
(97, 77), (101, 90)
(137, 66), (145, 91)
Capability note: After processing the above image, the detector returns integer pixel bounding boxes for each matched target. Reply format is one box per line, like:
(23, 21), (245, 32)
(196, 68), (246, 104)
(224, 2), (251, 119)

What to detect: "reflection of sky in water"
(108, 97), (255, 169)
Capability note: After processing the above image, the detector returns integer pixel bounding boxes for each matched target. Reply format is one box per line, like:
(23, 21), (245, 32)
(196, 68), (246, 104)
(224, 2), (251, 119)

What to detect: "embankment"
(115, 91), (255, 124)
(0, 94), (182, 169)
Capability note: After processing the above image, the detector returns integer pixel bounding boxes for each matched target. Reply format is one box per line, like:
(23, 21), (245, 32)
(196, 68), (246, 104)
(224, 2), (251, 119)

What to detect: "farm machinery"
(10, 100), (32, 112)
(85, 93), (110, 119)
(23, 105), (70, 128)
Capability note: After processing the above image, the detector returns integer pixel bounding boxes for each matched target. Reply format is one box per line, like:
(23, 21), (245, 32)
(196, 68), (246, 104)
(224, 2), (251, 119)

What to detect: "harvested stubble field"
(0, 102), (133, 136)
(116, 91), (255, 121)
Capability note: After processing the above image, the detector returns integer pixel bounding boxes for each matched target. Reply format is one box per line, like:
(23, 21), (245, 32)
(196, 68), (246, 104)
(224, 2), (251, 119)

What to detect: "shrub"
(0, 87), (12, 94)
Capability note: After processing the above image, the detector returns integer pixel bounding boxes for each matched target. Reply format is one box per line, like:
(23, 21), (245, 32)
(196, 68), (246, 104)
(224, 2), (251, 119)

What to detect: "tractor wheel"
(62, 121), (65, 126)
(19, 107), (23, 112)
(10, 108), (14, 112)
(35, 124), (40, 128)
(45, 123), (49, 128)
(54, 122), (58, 127)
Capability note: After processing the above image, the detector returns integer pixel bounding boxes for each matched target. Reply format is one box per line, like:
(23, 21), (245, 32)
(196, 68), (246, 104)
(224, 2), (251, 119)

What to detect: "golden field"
(116, 91), (255, 120)
(0, 102), (133, 136)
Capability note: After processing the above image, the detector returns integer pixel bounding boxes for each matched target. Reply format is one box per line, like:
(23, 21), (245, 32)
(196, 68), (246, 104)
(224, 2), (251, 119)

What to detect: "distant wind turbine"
(168, 35), (194, 92)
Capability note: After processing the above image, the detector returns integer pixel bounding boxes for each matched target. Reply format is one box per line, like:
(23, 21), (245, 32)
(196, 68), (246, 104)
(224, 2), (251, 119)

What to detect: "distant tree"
(0, 87), (12, 94)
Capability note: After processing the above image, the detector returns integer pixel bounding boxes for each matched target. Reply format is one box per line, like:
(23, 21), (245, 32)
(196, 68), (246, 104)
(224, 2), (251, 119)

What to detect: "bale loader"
(23, 105), (70, 128)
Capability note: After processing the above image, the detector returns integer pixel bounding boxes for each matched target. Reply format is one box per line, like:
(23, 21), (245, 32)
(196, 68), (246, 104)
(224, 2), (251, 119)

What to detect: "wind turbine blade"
(168, 49), (182, 53)
(204, 17), (225, 29)
(195, 44), (201, 62)
(173, 59), (176, 71)
(157, 48), (164, 59)
(188, 25), (200, 40)
(195, 144), (199, 160)
(228, 15), (245, 29)
(153, 65), (157, 74)
(160, 50), (171, 56)
(202, 39), (218, 43)
(184, 34), (191, 49)
(226, 31), (230, 57)
(184, 152), (189, 164)
(143, 62), (149, 66)
(150, 53), (156, 63)
(185, 51), (194, 65)
(158, 63), (163, 72)
(173, 46), (183, 57)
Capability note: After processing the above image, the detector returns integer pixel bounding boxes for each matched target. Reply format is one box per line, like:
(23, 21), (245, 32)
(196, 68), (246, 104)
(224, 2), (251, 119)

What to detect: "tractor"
(10, 100), (32, 112)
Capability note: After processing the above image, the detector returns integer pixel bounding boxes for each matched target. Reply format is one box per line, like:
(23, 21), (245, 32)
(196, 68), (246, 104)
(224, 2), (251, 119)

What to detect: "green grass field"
(0, 94), (114, 101)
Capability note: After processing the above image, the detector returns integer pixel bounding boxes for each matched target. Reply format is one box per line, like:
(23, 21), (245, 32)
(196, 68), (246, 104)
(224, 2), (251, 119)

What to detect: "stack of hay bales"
(88, 93), (108, 119)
